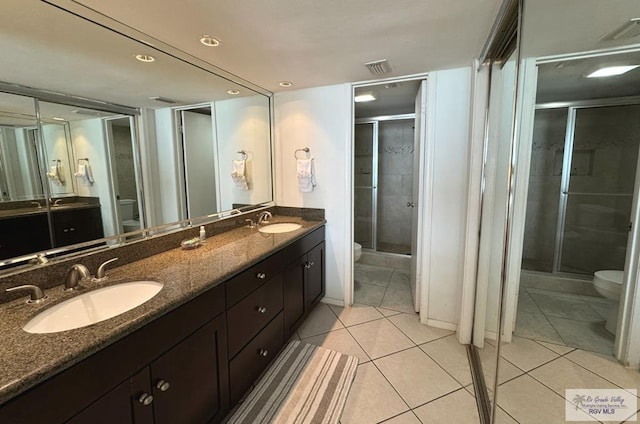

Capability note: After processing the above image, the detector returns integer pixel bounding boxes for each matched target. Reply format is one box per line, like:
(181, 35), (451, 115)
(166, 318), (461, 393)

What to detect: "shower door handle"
(406, 202), (415, 208)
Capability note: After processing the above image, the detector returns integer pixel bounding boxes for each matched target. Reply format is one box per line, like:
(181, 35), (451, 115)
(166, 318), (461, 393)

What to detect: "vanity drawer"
(227, 274), (283, 358)
(229, 312), (284, 404)
(226, 251), (282, 307)
(282, 226), (324, 264)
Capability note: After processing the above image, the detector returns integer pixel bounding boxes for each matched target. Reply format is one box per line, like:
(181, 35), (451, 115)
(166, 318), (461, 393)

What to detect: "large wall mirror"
(473, 0), (640, 423)
(0, 0), (273, 268)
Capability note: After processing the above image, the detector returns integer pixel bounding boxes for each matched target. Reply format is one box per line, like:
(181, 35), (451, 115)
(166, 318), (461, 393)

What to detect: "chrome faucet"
(52, 199), (63, 206)
(30, 201), (42, 209)
(64, 264), (91, 291)
(257, 211), (272, 226)
(93, 258), (119, 282)
(5, 284), (47, 303)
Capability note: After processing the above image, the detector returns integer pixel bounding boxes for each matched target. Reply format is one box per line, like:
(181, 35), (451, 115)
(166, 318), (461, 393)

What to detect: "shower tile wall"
(112, 125), (137, 202)
(522, 109), (566, 272)
(377, 120), (414, 254)
(354, 123), (374, 249)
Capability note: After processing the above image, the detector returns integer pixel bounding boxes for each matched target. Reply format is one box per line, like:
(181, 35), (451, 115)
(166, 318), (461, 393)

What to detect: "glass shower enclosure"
(354, 117), (415, 255)
(523, 103), (640, 275)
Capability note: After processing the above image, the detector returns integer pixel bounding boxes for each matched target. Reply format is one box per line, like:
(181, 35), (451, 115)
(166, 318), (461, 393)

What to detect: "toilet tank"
(118, 199), (136, 220)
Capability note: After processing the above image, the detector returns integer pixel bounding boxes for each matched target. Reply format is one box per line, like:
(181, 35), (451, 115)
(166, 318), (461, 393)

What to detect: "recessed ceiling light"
(135, 54), (155, 63)
(278, 81), (293, 88)
(227, 89), (240, 95)
(354, 94), (376, 103)
(585, 65), (639, 78)
(200, 35), (220, 47)
(52, 117), (65, 121)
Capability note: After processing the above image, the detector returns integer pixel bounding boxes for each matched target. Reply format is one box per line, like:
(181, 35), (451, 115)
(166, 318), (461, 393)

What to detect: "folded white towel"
(297, 158), (316, 193)
(46, 165), (64, 186)
(74, 163), (94, 186)
(231, 159), (249, 190)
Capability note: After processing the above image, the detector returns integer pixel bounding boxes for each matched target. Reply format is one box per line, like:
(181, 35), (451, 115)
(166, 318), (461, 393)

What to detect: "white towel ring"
(294, 147), (311, 160)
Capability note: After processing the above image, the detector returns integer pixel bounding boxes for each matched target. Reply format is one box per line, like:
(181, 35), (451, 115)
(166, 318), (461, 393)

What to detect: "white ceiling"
(71, 0), (503, 92)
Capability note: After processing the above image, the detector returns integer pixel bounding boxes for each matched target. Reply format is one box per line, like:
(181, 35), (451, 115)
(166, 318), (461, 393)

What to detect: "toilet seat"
(354, 242), (362, 262)
(593, 270), (623, 299)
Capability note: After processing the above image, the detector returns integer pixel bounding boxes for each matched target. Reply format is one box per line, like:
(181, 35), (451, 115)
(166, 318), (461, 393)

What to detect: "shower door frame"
(536, 97), (640, 275)
(355, 113), (415, 255)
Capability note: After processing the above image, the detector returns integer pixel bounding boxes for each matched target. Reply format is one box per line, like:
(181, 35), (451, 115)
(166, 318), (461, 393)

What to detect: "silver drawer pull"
(138, 393), (154, 406)
(256, 272), (266, 279)
(257, 306), (267, 314)
(259, 349), (269, 357)
(305, 261), (315, 269)
(156, 379), (171, 392)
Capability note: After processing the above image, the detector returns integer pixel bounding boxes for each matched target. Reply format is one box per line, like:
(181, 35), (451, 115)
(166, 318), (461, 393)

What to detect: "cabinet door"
(283, 256), (305, 338)
(305, 242), (325, 309)
(150, 315), (229, 424)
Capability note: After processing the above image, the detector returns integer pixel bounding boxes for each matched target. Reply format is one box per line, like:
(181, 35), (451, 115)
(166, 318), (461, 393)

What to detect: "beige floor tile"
(329, 304), (384, 327)
(348, 318), (414, 359)
(529, 357), (620, 398)
(413, 388), (479, 424)
(515, 310), (565, 344)
(498, 375), (596, 424)
(355, 264), (393, 287)
(388, 313), (453, 345)
(478, 343), (524, 385)
(374, 347), (461, 408)
(340, 362), (409, 424)
(499, 336), (559, 371)
(420, 334), (472, 386)
(301, 328), (370, 363)
(495, 406), (520, 424)
(546, 315), (615, 356)
(535, 340), (575, 355)
(297, 303), (344, 339)
(388, 269), (411, 290)
(380, 287), (416, 314)
(379, 411), (421, 424)
(376, 307), (403, 317)
(566, 349), (640, 392)
(354, 282), (387, 306)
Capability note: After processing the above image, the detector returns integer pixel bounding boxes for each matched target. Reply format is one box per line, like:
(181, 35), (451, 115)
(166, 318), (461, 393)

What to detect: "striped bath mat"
(227, 341), (359, 424)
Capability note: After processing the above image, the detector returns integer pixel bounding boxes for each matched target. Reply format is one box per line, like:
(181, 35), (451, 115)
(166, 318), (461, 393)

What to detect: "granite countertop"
(0, 216), (324, 405)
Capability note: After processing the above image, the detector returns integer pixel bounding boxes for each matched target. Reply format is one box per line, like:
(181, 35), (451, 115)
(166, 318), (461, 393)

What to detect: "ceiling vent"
(148, 96), (179, 104)
(601, 18), (640, 41)
(365, 59), (392, 75)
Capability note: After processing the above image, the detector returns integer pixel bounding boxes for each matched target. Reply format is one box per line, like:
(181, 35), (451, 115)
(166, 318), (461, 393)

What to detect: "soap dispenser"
(199, 226), (206, 243)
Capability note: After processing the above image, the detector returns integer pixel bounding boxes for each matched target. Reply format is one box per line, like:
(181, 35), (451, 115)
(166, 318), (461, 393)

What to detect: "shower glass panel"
(376, 120), (414, 254)
(354, 122), (376, 249)
(558, 104), (640, 274)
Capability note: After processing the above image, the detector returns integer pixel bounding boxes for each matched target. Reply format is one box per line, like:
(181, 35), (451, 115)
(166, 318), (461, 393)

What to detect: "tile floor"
(293, 302), (640, 423)
(515, 287), (616, 355)
(354, 263), (415, 314)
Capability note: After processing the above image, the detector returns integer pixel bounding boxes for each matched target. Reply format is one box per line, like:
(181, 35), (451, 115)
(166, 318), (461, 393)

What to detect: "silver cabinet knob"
(259, 349), (269, 357)
(304, 261), (314, 269)
(156, 380), (170, 392)
(257, 306), (267, 314)
(406, 202), (415, 208)
(138, 393), (154, 406)
(256, 272), (266, 279)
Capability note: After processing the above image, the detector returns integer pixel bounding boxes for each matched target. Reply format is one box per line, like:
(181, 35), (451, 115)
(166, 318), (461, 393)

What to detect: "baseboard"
(426, 319), (458, 332)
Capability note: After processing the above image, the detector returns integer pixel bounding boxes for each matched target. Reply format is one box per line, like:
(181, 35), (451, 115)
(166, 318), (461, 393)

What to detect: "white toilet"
(119, 199), (141, 233)
(592, 270), (623, 334)
(354, 242), (362, 262)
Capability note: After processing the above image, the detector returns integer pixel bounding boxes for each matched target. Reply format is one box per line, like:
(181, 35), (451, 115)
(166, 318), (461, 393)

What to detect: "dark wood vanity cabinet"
(51, 206), (104, 247)
(283, 228), (326, 338)
(0, 213), (51, 260)
(0, 225), (325, 424)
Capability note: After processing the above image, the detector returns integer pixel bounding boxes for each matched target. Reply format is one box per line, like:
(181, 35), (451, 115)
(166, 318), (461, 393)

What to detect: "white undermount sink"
(258, 223), (302, 234)
(23, 281), (163, 334)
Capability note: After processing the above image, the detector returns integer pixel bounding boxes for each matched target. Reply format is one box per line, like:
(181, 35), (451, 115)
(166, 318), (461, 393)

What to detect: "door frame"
(347, 73), (429, 317)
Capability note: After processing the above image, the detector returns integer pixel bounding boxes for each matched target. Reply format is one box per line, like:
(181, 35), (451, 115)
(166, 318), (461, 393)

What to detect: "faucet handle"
(245, 219), (256, 229)
(93, 258), (119, 282)
(5, 285), (47, 304)
(64, 264), (91, 291)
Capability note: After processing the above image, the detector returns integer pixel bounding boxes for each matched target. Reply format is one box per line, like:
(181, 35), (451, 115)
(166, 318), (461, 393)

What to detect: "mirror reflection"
(0, 0), (273, 267)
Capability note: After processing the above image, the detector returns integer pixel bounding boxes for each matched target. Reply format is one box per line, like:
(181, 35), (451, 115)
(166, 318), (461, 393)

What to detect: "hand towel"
(231, 159), (249, 190)
(46, 165), (64, 185)
(74, 163), (94, 186)
(297, 158), (316, 193)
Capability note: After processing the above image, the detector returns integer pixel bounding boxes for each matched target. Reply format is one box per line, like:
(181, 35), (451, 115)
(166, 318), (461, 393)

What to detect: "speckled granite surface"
(0, 214), (325, 405)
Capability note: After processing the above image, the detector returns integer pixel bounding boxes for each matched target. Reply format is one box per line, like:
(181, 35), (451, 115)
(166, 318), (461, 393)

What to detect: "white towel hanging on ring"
(297, 158), (316, 192)
(231, 159), (249, 190)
